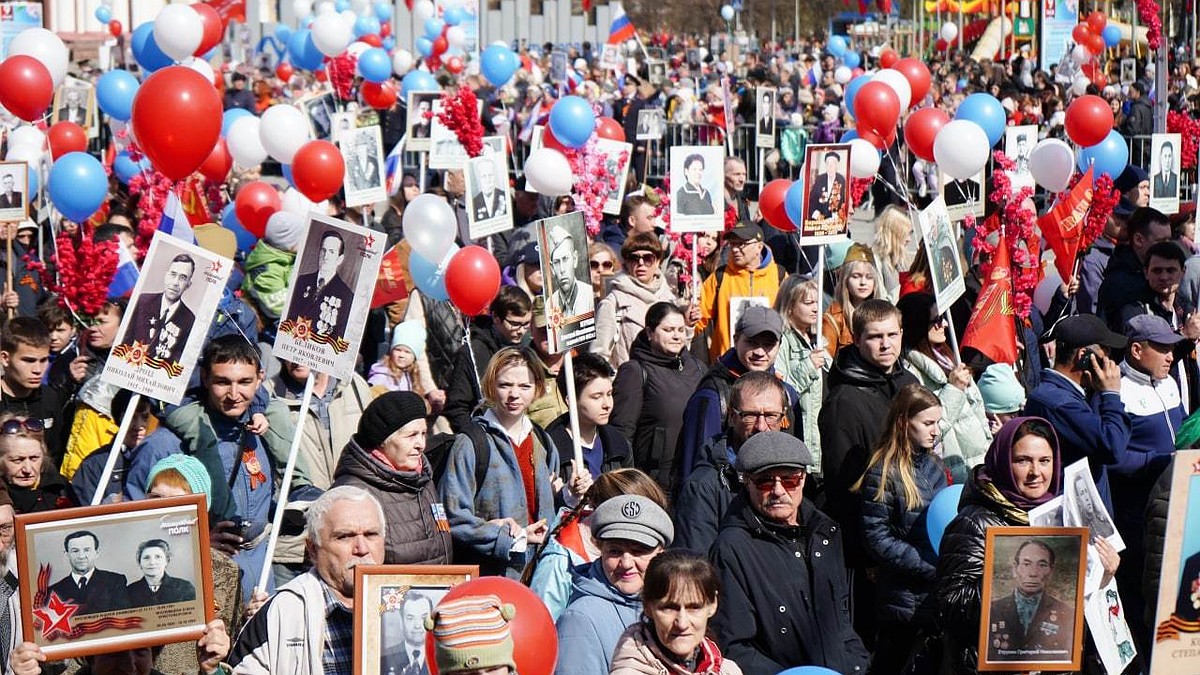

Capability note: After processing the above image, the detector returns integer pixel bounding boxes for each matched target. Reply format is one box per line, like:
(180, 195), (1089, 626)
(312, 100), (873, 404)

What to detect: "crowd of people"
(0, 22), (1196, 675)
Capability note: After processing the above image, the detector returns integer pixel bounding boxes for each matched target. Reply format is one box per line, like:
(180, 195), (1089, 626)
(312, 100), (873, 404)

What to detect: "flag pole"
(945, 310), (962, 364)
(91, 393), (141, 504)
(257, 372), (315, 594)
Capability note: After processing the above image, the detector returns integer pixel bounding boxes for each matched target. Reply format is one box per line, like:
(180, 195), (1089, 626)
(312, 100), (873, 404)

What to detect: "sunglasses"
(750, 473), (805, 492)
(590, 259), (616, 272)
(624, 251), (658, 266)
(1, 418), (44, 435)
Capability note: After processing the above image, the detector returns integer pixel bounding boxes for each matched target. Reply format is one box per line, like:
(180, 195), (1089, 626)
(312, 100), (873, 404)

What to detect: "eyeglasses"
(731, 409), (785, 425)
(930, 315), (947, 326)
(750, 473), (805, 492)
(590, 259), (616, 272)
(727, 239), (759, 251)
(0, 419), (43, 435)
(624, 252), (658, 266)
(502, 317), (532, 331)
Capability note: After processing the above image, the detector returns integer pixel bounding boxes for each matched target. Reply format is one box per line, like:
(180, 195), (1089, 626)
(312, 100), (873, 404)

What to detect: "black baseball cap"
(1044, 315), (1127, 350)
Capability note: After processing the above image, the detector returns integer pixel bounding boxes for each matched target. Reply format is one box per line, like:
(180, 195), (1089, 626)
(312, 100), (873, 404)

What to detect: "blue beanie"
(146, 454), (213, 504)
(978, 364), (1026, 414)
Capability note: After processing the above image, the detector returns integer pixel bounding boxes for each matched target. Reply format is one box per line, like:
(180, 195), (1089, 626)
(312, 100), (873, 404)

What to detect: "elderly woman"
(127, 539), (198, 606)
(0, 417), (74, 513)
(592, 232), (681, 368)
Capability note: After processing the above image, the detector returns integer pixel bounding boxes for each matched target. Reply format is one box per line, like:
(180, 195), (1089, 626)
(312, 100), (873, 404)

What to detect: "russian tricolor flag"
(607, 2), (635, 45)
(158, 192), (195, 244)
(384, 138), (404, 196)
(107, 241), (140, 300)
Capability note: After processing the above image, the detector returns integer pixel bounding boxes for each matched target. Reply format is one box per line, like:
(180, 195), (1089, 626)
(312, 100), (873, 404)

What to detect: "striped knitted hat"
(424, 594), (517, 674)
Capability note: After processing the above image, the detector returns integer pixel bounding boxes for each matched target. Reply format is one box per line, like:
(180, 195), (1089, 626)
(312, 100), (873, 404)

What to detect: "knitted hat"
(977, 364), (1026, 414)
(356, 391), (428, 449)
(424, 595), (517, 675)
(264, 211), (305, 252)
(390, 320), (427, 360)
(146, 455), (213, 504)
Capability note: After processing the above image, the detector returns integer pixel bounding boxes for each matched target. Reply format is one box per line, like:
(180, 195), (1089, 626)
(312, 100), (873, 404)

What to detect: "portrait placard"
(1149, 133), (1182, 215)
(51, 80), (95, 130)
(465, 148), (513, 239)
(428, 100), (487, 170)
(537, 211), (596, 353)
(406, 92), (440, 152)
(1062, 458), (1126, 554)
(800, 143), (852, 244)
(979, 526), (1088, 671)
(341, 125), (387, 207)
(635, 109), (664, 141)
(755, 87), (776, 149)
(303, 93), (337, 141)
(1004, 125), (1037, 192)
(595, 138), (633, 215)
(0, 160), (29, 223)
(102, 232), (232, 405)
(940, 168), (987, 223)
(274, 214), (386, 378)
(647, 60), (667, 85)
(353, 565), (478, 675)
(668, 145), (724, 233)
(330, 111), (357, 145)
(600, 44), (622, 70)
(1150, 450), (1200, 674)
(919, 197), (967, 315)
(16, 495), (214, 660)
(550, 50), (568, 83)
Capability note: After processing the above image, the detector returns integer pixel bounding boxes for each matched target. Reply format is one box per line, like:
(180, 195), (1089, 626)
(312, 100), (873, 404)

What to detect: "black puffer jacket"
(420, 293), (466, 389)
(331, 438), (453, 565)
(673, 433), (737, 554)
(545, 414), (632, 476)
(934, 470), (1028, 675)
(858, 449), (948, 625)
(609, 331), (705, 489)
(1143, 457), (1173, 630)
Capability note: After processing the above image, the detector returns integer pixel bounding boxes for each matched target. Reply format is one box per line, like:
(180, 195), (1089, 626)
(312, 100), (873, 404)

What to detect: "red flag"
(205, 0), (245, 24)
(962, 228), (1019, 365)
(582, 0), (592, 11)
(371, 246), (410, 309)
(181, 179), (211, 226)
(1038, 166), (1094, 283)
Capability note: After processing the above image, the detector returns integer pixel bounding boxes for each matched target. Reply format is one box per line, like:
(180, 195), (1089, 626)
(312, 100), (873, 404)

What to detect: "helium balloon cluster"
(1070, 12), (1116, 91)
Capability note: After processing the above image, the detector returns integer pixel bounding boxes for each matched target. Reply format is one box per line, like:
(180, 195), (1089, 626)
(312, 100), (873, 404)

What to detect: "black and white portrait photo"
(941, 168), (987, 223)
(52, 84), (93, 128)
(550, 50), (568, 83)
(103, 232), (231, 404)
(668, 145), (724, 232)
(756, 87), (776, 149)
(1005, 125), (1037, 192)
(304, 93), (337, 141)
(0, 161), (28, 223)
(342, 125), (386, 207)
(536, 211), (597, 352)
(406, 92), (439, 152)
(635, 109), (664, 141)
(1062, 458), (1126, 552)
(647, 60), (667, 85)
(330, 112), (356, 145)
(919, 197), (967, 315)
(379, 588), (445, 675)
(1150, 133), (1182, 215)
(464, 151), (513, 239)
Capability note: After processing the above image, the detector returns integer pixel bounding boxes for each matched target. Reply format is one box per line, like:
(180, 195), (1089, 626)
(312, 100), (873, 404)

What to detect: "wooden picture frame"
(352, 564), (480, 675)
(16, 494), (214, 660)
(1150, 449), (1200, 674)
(978, 526), (1088, 671)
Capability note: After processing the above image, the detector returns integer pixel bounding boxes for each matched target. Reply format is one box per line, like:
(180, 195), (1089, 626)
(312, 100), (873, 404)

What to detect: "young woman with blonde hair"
(822, 244), (885, 356)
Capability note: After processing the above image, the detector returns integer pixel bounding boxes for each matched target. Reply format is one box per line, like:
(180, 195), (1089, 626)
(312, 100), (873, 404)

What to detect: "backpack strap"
(461, 421), (492, 490)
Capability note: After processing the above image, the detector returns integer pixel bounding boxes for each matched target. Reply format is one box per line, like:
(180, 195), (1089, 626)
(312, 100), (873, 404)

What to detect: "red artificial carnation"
(1138, 0), (1163, 50)
(436, 87), (485, 159)
(327, 53), (357, 102)
(1167, 111), (1200, 170)
(39, 225), (120, 323)
(979, 151), (1039, 319)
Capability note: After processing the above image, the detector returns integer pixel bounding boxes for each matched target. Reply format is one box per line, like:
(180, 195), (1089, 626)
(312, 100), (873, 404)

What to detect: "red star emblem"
(209, 259), (223, 274)
(363, 233), (376, 248)
(33, 592), (78, 640)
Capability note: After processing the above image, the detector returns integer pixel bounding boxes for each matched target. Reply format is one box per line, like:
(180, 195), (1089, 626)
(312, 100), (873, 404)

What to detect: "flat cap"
(735, 431), (814, 474)
(591, 495), (673, 549)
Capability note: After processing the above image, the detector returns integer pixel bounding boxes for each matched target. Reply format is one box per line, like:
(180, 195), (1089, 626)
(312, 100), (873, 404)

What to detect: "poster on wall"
(1040, 0), (1080, 73)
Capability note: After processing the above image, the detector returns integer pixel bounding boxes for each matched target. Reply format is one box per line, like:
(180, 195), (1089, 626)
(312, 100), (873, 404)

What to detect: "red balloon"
(291, 140), (345, 202)
(759, 178), (794, 232)
(432, 577), (557, 675)
(1084, 33), (1105, 54)
(193, 3), (224, 56)
(131, 66), (222, 181)
(426, 55), (442, 71)
(446, 245), (501, 315)
(315, 68), (328, 82)
(0, 55), (53, 122)
(234, 181), (281, 238)
(380, 21), (392, 38)
(903, 107), (950, 163)
(595, 117), (624, 142)
(935, 38), (948, 52)
(47, 122), (88, 161)
(432, 35), (448, 55)
(1065, 94), (1114, 147)
(199, 138), (233, 182)
(1087, 10), (1107, 33)
(853, 81), (901, 138)
(892, 58), (931, 107)
(878, 48), (899, 68)
(541, 127), (570, 154)
(858, 128), (887, 150)
(445, 55), (464, 74)
(360, 33), (383, 48)
(108, 20), (123, 37)
(276, 62), (294, 83)
(362, 81), (398, 109)
(1072, 23), (1092, 45)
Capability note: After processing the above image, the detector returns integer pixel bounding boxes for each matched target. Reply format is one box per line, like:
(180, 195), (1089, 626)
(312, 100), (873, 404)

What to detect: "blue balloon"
(96, 69), (139, 122)
(926, 484), (965, 555)
(49, 152), (108, 223)
(549, 95), (596, 149)
(1102, 24), (1121, 48)
(26, 164), (38, 199)
(358, 48), (392, 84)
(444, 6), (467, 26)
(281, 164), (297, 189)
(828, 35), (848, 56)
(131, 23), (172, 72)
(410, 250), (449, 301)
(354, 14), (381, 38)
(112, 151), (149, 185)
(843, 51), (861, 68)
(1076, 129), (1129, 181)
(839, 129), (859, 143)
(222, 108), (254, 137)
(844, 75), (870, 119)
(416, 36), (434, 57)
(221, 204), (259, 253)
(401, 70), (439, 97)
(94, 5), (112, 23)
(334, 0), (349, 10)
(374, 2), (393, 22)
(783, 179), (806, 227)
(288, 29), (324, 71)
(424, 17), (445, 39)
(954, 93), (1006, 147)
(275, 24), (293, 42)
(481, 44), (518, 86)
(777, 667), (842, 675)
(382, 36), (395, 51)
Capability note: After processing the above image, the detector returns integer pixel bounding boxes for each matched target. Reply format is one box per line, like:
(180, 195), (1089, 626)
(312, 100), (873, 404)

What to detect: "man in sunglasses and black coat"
(709, 431), (868, 675)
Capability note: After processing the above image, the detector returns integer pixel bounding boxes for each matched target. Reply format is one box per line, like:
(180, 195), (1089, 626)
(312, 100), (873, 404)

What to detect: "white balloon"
(293, 0), (314, 17)
(346, 40), (371, 58)
(834, 65), (852, 84)
(311, 12), (353, 56)
(315, 1), (335, 14)
(282, 187), (329, 216)
(872, 69), (912, 110)
(227, 116), (268, 168)
(1070, 44), (1092, 65)
(940, 22), (958, 42)
(8, 126), (45, 152)
(259, 105), (312, 164)
(8, 28), (69, 88)
(338, 9), (358, 29)
(414, 0), (435, 21)
(182, 56), (216, 84)
(524, 148), (573, 196)
(392, 49), (414, 75)
(1028, 138), (1076, 192)
(350, 0), (371, 12)
(848, 139), (881, 179)
(6, 143), (41, 164)
(1071, 75), (1090, 96)
(446, 26), (466, 49)
(1033, 267), (1062, 316)
(403, 194), (459, 260)
(154, 4), (203, 61)
(933, 119), (990, 180)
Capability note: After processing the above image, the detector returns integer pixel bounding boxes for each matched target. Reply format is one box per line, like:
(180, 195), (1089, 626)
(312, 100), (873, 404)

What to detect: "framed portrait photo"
(464, 150), (513, 239)
(0, 160), (29, 223)
(919, 197), (967, 315)
(979, 526), (1088, 671)
(755, 87), (776, 149)
(51, 81), (95, 129)
(303, 93), (338, 141)
(635, 109), (663, 142)
(536, 211), (596, 353)
(1004, 125), (1037, 192)
(647, 60), (667, 86)
(353, 564), (479, 675)
(330, 111), (357, 145)
(939, 167), (987, 223)
(1149, 133), (1182, 215)
(668, 145), (725, 233)
(1062, 458), (1125, 553)
(1150, 449), (1200, 674)
(595, 138), (633, 215)
(406, 92), (440, 152)
(800, 143), (852, 244)
(16, 495), (213, 660)
(342, 125), (387, 208)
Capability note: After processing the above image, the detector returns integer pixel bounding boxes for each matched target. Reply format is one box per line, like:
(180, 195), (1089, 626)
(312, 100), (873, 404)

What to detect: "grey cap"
(591, 495), (674, 549)
(735, 305), (783, 341)
(1126, 314), (1185, 345)
(735, 431), (814, 475)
